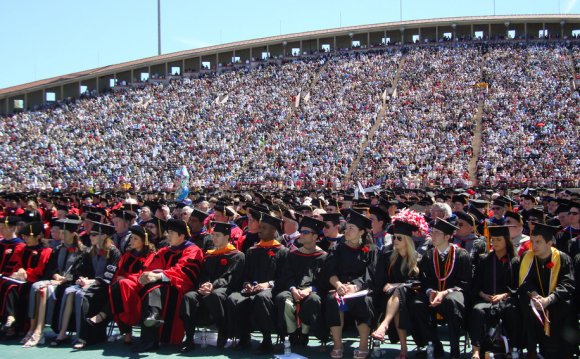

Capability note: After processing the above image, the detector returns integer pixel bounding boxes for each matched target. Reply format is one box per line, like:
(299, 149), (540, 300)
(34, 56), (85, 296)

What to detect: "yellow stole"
(519, 247), (560, 293)
(518, 247), (561, 336)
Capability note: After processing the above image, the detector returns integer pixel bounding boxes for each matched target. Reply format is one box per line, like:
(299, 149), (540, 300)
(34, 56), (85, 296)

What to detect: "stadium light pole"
(157, 0), (161, 56)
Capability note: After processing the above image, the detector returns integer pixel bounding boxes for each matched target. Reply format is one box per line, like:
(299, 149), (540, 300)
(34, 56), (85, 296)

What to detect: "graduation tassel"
(484, 221), (490, 251)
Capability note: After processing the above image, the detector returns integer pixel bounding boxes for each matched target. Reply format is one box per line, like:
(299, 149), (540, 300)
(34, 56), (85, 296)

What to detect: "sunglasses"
(394, 235), (404, 241)
(300, 230), (315, 235)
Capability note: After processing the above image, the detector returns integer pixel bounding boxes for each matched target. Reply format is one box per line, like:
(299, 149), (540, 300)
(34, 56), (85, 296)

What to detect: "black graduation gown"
(226, 243), (288, 338)
(452, 234), (487, 271)
(274, 248), (328, 338)
(469, 253), (520, 348)
(323, 242), (376, 327)
(74, 246), (121, 344)
(412, 245), (471, 350)
(318, 236), (344, 253)
(181, 248), (244, 338)
(517, 251), (577, 357)
(373, 251), (419, 341)
(190, 230), (214, 252)
(241, 231), (259, 254)
(554, 226), (580, 256)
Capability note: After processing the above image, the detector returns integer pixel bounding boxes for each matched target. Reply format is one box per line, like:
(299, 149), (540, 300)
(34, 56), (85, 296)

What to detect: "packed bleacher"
(2, 41), (579, 193)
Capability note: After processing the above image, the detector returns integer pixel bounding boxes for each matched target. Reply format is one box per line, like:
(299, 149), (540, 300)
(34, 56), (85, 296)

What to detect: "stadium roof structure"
(1, 14), (579, 115)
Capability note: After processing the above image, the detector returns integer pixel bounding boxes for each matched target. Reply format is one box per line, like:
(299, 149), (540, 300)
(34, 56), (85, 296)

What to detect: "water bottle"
(284, 337), (291, 355)
(426, 341), (434, 359)
(200, 329), (207, 349)
(371, 339), (382, 358)
(488, 353), (495, 359)
(511, 348), (519, 359)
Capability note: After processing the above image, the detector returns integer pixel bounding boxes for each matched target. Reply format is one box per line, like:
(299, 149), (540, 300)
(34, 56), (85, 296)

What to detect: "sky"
(1, 0), (578, 90)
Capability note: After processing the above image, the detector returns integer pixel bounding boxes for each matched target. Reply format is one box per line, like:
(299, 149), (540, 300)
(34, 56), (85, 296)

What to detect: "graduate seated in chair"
(226, 210), (288, 355)
(412, 218), (471, 359)
(131, 219), (204, 353)
(180, 221), (245, 352)
(275, 216), (328, 349)
(517, 223), (577, 359)
(468, 225), (520, 359)
(371, 219), (421, 359)
(324, 209), (376, 359)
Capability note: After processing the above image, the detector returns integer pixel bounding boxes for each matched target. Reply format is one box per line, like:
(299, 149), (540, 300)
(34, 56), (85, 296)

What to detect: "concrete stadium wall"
(1, 15), (580, 116)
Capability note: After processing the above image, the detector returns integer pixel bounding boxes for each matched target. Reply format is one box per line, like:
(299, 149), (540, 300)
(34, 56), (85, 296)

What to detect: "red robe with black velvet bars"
(0, 238), (25, 276)
(0, 244), (53, 322)
(108, 249), (156, 328)
(112, 241), (203, 344)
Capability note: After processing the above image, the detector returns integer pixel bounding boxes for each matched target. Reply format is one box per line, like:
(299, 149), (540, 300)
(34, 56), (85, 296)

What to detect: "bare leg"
(372, 293), (400, 339)
(471, 345), (480, 359)
(330, 312), (344, 351)
(34, 288), (48, 335)
(394, 311), (407, 356)
(56, 293), (74, 339)
(357, 323), (370, 351)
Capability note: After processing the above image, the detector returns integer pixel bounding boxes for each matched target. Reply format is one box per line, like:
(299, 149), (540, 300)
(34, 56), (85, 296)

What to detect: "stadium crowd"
(0, 42), (578, 192)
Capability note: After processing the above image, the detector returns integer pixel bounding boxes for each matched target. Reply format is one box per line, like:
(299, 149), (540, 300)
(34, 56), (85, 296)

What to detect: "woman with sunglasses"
(468, 225), (520, 359)
(371, 220), (421, 359)
(324, 209), (376, 359)
(50, 221), (120, 348)
(79, 224), (155, 347)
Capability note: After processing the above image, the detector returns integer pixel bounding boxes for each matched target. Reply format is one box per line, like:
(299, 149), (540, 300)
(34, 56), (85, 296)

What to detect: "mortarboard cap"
(299, 216), (326, 233)
(488, 225), (512, 238)
(346, 209), (372, 230)
(18, 221), (44, 237)
(431, 218), (459, 235)
(211, 221), (233, 235)
(166, 219), (191, 237)
(530, 223), (560, 242)
(91, 222), (116, 236)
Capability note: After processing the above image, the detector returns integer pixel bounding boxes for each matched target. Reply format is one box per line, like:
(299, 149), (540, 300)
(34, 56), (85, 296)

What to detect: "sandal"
(20, 331), (33, 344)
(50, 336), (71, 346)
(353, 349), (370, 359)
(330, 348), (344, 359)
(23, 333), (42, 348)
(86, 312), (107, 326)
(73, 339), (87, 350)
(370, 329), (386, 342)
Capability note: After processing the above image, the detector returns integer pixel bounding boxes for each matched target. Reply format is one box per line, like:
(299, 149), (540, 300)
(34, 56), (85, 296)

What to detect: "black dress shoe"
(289, 331), (300, 346)
(298, 332), (309, 347)
(254, 340), (274, 355)
(233, 334), (251, 350)
(131, 341), (159, 353)
(216, 332), (228, 349)
(449, 346), (460, 359)
(180, 341), (195, 353)
(434, 342), (445, 357)
(143, 312), (164, 327)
